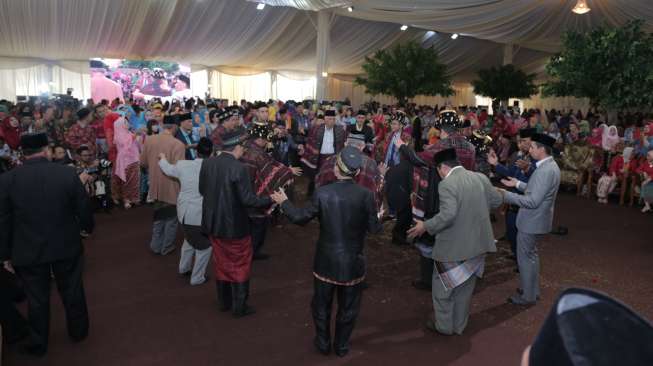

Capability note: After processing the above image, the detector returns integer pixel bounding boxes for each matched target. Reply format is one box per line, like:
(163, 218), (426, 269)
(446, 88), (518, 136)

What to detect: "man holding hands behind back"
(407, 148), (503, 336)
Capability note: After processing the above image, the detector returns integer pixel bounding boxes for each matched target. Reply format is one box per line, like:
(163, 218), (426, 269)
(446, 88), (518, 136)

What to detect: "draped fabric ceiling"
(0, 0), (651, 104)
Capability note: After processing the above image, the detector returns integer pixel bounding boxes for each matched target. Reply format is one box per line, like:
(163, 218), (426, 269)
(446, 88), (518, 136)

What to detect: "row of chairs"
(576, 169), (641, 206)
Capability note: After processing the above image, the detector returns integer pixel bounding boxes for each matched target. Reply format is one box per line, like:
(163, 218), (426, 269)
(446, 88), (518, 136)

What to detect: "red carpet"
(4, 192), (652, 366)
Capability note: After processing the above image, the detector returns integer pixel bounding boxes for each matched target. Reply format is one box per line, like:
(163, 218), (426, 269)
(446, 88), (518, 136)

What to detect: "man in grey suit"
(500, 133), (561, 305)
(408, 148), (503, 336)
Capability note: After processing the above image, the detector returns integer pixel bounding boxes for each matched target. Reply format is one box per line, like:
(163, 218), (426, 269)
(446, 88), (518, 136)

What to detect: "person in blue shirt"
(488, 128), (536, 260)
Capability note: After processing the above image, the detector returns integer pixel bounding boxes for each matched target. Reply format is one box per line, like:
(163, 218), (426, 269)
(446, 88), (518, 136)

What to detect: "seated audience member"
(638, 149), (653, 213)
(596, 142), (627, 204)
(521, 288), (653, 366)
(557, 141), (594, 189)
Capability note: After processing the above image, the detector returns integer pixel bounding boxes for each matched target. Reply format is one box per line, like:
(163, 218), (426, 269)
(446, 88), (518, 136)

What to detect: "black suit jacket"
(175, 129), (198, 160)
(0, 158), (94, 266)
(199, 153), (272, 239)
(281, 180), (382, 282)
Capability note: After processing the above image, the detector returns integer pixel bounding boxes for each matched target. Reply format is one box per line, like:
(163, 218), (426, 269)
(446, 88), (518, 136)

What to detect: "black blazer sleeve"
(365, 190), (382, 234)
(280, 194), (319, 226)
(72, 170), (94, 233)
(399, 145), (427, 167)
(235, 166), (272, 208)
(0, 173), (13, 261)
(199, 159), (208, 197)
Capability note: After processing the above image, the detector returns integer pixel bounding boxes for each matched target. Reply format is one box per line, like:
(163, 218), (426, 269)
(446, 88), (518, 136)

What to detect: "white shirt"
(320, 127), (335, 155)
(536, 156), (553, 168)
(158, 158), (203, 226)
(444, 165), (463, 180)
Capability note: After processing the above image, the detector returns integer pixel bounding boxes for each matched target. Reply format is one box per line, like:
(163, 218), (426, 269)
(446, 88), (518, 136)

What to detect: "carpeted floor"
(3, 192), (652, 366)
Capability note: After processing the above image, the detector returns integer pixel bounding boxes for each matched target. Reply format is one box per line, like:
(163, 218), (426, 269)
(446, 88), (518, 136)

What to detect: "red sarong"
(210, 236), (253, 282)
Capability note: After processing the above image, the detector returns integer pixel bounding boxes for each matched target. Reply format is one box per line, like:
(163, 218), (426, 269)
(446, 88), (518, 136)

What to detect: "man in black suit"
(175, 113), (199, 160)
(0, 133), (94, 357)
(271, 147), (382, 357)
(199, 128), (272, 317)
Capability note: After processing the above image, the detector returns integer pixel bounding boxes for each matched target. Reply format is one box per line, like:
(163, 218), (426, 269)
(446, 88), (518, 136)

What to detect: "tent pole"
(315, 10), (331, 102)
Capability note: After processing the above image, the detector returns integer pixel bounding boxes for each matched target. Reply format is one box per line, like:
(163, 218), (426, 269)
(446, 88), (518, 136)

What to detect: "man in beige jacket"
(408, 148), (503, 336)
(140, 117), (185, 255)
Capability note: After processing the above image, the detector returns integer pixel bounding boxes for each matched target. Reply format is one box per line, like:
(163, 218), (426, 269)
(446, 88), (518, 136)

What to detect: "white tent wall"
(209, 70), (273, 103)
(273, 74), (316, 102)
(202, 67), (588, 112)
(327, 77), (476, 108)
(190, 70), (209, 99)
(0, 57), (91, 101)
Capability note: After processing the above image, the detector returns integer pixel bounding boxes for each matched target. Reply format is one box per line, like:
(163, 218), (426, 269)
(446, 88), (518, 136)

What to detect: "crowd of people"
(0, 95), (652, 363)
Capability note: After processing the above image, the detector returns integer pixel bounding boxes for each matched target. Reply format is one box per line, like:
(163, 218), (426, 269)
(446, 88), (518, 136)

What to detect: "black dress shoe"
(5, 326), (29, 344)
(425, 318), (451, 335)
(253, 253), (270, 261)
(19, 344), (47, 357)
(334, 347), (349, 357)
(314, 338), (330, 355)
(516, 288), (540, 300)
(233, 305), (256, 318)
(411, 280), (431, 291)
(180, 271), (191, 276)
(507, 294), (536, 306)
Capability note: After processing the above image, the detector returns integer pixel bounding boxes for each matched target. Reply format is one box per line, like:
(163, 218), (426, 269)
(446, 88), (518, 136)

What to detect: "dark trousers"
(250, 216), (269, 254)
(418, 255), (434, 286)
(312, 278), (363, 354)
(506, 209), (518, 256)
(392, 202), (412, 245)
(0, 268), (28, 343)
(15, 253), (89, 352)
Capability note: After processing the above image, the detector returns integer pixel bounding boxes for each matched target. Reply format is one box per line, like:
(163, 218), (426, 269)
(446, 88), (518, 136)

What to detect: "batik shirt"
(65, 123), (97, 158)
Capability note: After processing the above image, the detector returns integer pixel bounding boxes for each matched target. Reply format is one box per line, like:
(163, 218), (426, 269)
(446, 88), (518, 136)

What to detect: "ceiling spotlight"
(321, 72), (328, 77)
(572, 0), (591, 14)
(347, 6), (353, 12)
(400, 25), (408, 31)
(451, 33), (459, 39)
(256, 3), (265, 10)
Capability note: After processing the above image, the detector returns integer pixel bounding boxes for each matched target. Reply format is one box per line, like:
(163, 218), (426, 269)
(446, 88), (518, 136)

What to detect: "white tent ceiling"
(0, 0), (651, 80)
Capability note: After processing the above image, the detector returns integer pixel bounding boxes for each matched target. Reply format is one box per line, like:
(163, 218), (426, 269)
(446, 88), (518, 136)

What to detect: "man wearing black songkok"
(0, 133), (94, 356)
(271, 146), (382, 357)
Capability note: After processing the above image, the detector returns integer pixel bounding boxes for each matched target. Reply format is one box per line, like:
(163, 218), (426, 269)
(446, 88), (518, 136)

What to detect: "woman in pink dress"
(112, 117), (141, 209)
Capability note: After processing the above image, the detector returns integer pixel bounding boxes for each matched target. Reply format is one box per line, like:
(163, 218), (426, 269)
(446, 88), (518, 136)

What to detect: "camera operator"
(75, 146), (111, 212)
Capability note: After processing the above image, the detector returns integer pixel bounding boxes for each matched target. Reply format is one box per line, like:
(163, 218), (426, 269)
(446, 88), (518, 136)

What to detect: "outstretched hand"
(3, 260), (15, 274)
(501, 177), (519, 188)
(271, 188), (288, 204)
(378, 163), (389, 176)
(290, 166), (303, 177)
(407, 220), (426, 240)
